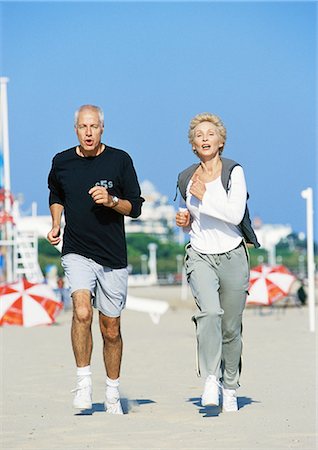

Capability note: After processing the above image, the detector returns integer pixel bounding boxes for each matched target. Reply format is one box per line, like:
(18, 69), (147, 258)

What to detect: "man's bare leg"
(71, 289), (93, 366)
(99, 313), (122, 378)
(71, 289), (93, 409)
(99, 312), (123, 414)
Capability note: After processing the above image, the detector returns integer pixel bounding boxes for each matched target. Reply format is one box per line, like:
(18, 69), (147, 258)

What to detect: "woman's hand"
(189, 173), (206, 201)
(176, 209), (190, 228)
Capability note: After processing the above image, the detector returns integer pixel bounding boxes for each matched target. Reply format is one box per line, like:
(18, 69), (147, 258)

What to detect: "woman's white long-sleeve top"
(182, 165), (247, 254)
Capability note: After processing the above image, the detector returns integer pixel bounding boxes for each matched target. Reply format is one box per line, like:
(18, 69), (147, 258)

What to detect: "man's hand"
(189, 173), (206, 201)
(88, 186), (113, 207)
(47, 226), (61, 246)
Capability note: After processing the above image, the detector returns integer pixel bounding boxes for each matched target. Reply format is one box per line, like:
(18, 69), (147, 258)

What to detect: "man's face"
(75, 108), (104, 153)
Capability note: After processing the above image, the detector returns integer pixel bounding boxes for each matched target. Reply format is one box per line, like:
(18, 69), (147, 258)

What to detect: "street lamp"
(298, 252), (306, 279)
(147, 243), (158, 282)
(276, 255), (283, 265)
(140, 254), (148, 275)
(176, 254), (183, 276)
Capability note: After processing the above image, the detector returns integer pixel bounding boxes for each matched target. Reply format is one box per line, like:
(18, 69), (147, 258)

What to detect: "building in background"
(125, 180), (176, 240)
(253, 216), (293, 266)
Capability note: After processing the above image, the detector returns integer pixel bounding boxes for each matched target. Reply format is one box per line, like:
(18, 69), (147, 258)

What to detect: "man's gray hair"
(74, 105), (104, 127)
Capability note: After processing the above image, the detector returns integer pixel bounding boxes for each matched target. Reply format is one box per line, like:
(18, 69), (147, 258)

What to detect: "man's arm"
(88, 186), (132, 216)
(109, 198), (132, 216)
(47, 203), (64, 245)
(119, 154), (144, 218)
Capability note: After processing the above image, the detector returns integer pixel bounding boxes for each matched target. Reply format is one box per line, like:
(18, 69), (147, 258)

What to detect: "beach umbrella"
(0, 278), (63, 327)
(247, 264), (296, 306)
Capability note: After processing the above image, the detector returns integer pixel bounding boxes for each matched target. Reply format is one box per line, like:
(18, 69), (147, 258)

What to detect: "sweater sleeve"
(121, 154), (144, 218)
(199, 165), (247, 225)
(48, 157), (65, 206)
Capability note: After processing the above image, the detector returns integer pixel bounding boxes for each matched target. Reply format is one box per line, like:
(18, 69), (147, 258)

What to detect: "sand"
(1, 286), (317, 450)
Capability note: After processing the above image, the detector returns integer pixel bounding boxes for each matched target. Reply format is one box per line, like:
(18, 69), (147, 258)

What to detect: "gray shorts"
(61, 253), (128, 317)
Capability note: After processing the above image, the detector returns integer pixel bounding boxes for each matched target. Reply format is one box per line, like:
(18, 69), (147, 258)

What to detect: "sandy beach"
(1, 285), (317, 450)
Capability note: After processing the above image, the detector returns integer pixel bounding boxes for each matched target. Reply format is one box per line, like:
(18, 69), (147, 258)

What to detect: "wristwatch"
(110, 195), (119, 208)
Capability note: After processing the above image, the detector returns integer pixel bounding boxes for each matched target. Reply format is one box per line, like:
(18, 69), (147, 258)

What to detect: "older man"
(47, 105), (143, 414)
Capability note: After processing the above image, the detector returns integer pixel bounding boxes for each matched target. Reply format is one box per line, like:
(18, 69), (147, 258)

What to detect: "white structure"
(11, 202), (45, 282)
(254, 220), (293, 266)
(125, 180), (176, 239)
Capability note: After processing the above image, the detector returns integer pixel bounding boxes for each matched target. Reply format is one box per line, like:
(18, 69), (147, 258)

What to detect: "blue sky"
(0, 1), (316, 234)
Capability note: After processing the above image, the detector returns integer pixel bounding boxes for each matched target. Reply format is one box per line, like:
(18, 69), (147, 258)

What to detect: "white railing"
(15, 230), (44, 283)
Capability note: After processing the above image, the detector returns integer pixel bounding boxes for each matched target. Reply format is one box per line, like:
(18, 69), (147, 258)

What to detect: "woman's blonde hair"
(188, 112), (227, 154)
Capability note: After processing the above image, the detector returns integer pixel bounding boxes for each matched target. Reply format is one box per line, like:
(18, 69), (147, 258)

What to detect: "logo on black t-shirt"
(95, 180), (113, 189)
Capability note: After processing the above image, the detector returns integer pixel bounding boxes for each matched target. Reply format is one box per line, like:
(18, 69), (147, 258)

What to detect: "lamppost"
(298, 252), (306, 279)
(301, 187), (315, 333)
(276, 255), (283, 265)
(147, 243), (158, 283)
(140, 254), (148, 275)
(176, 254), (183, 278)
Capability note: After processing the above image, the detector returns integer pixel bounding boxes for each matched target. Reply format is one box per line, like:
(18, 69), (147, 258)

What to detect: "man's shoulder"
(105, 145), (131, 160)
(53, 146), (76, 162)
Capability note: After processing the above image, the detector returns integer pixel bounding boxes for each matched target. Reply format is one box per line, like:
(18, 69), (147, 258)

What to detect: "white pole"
(268, 244), (276, 267)
(0, 78), (11, 199)
(31, 201), (37, 217)
(0, 77), (13, 282)
(181, 267), (188, 301)
(301, 188), (316, 332)
(147, 243), (158, 283)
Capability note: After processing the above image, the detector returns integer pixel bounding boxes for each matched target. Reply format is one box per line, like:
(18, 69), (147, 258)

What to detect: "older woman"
(176, 112), (259, 412)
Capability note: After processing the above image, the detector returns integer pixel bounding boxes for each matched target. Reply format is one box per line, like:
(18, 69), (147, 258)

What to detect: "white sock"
(106, 376), (120, 401)
(76, 365), (91, 381)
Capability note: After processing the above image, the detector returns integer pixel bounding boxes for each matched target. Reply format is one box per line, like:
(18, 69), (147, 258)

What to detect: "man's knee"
(105, 328), (121, 343)
(100, 316), (121, 343)
(72, 290), (92, 324)
(74, 306), (93, 323)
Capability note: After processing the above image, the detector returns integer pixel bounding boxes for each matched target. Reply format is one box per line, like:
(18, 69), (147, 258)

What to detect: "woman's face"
(192, 121), (223, 160)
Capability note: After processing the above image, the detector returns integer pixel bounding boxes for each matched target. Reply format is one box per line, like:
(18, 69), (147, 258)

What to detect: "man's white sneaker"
(72, 376), (92, 409)
(105, 397), (123, 415)
(222, 387), (238, 412)
(201, 375), (220, 407)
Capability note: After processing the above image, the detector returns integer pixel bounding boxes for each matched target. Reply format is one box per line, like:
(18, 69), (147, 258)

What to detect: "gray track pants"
(184, 241), (249, 390)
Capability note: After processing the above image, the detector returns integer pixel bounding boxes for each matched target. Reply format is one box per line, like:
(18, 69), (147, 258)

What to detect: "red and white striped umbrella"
(0, 278), (63, 327)
(247, 264), (296, 306)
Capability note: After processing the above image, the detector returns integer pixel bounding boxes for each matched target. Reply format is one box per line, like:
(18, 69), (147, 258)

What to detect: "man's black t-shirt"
(48, 145), (143, 268)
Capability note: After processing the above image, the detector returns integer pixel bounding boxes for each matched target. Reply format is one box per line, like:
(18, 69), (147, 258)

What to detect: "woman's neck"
(201, 155), (222, 173)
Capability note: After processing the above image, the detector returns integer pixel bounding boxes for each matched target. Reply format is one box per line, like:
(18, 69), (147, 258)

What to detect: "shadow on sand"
(187, 396), (258, 417)
(75, 398), (156, 416)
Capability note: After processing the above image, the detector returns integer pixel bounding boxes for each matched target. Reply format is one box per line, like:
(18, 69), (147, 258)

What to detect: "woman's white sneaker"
(222, 387), (238, 412)
(201, 375), (220, 407)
